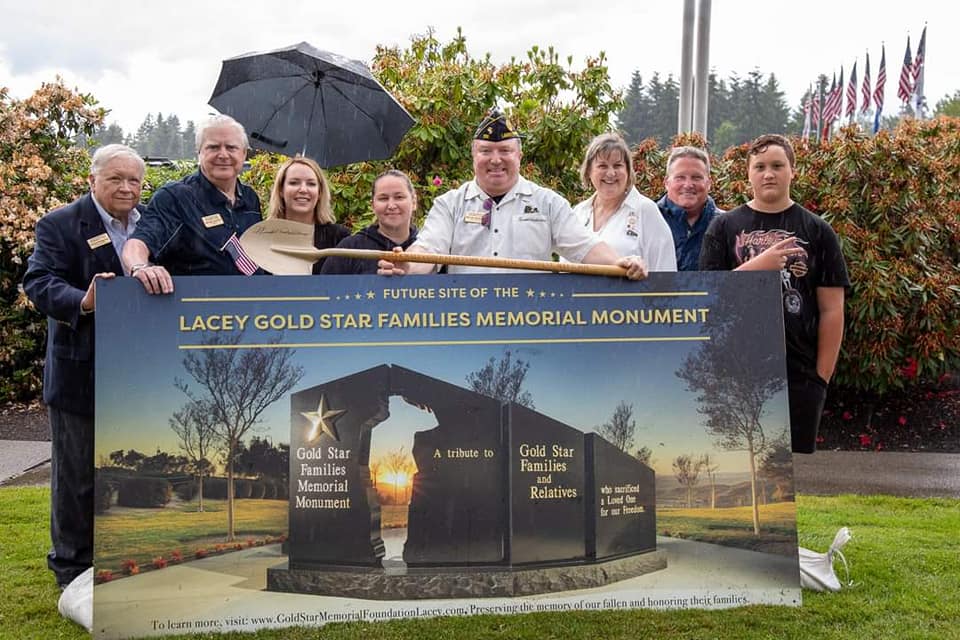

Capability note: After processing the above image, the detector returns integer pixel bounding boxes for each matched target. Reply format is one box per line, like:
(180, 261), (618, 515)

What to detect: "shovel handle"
(272, 246), (629, 277)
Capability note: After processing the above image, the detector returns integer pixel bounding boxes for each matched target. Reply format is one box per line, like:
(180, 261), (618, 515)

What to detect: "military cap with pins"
(474, 107), (521, 141)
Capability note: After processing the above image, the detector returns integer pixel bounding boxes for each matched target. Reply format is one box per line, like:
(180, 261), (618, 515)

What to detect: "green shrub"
(202, 477), (228, 500)
(634, 119), (960, 392)
(248, 481), (266, 499)
(94, 476), (114, 514)
(173, 479), (198, 501)
(233, 479), (253, 499)
(257, 478), (276, 499)
(116, 476), (172, 508)
(0, 81), (102, 402)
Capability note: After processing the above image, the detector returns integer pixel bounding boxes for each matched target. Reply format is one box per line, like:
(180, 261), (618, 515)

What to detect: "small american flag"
(812, 83), (822, 136)
(873, 46), (886, 133)
(846, 62), (857, 119)
(897, 37), (913, 104)
(912, 26), (927, 116)
(221, 233), (259, 276)
(821, 75), (837, 139)
(912, 27), (926, 87)
(833, 67), (844, 121)
(860, 52), (871, 115)
(873, 46), (886, 111)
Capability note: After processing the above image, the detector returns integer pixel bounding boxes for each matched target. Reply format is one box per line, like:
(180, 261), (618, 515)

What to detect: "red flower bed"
(819, 373), (960, 452)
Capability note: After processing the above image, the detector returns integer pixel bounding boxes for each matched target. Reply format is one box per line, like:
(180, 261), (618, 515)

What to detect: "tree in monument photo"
(170, 397), (222, 513)
(676, 278), (788, 535)
(465, 350), (535, 408)
(596, 401), (637, 453)
(176, 334), (303, 540)
(672, 454), (703, 508)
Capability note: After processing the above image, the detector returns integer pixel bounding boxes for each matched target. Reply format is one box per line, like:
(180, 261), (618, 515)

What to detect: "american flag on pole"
(813, 83), (822, 141)
(912, 26), (927, 117)
(221, 232), (259, 276)
(822, 74), (837, 139)
(846, 62), (858, 120)
(824, 68), (844, 138)
(874, 45), (886, 133)
(861, 53), (871, 115)
(898, 36), (913, 104)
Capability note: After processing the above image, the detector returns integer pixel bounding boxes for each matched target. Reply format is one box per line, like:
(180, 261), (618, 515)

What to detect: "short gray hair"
(196, 114), (248, 151)
(90, 144), (144, 176)
(579, 133), (636, 191)
(666, 146), (711, 175)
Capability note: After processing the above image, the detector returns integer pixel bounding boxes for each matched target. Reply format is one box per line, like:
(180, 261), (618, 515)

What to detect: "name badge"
(464, 211), (485, 224)
(87, 233), (112, 250)
(202, 213), (225, 228)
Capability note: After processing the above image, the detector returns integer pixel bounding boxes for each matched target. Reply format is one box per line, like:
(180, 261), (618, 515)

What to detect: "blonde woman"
(267, 156), (349, 273)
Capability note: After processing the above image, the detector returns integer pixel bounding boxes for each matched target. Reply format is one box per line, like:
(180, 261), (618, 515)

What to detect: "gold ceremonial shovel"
(240, 218), (629, 277)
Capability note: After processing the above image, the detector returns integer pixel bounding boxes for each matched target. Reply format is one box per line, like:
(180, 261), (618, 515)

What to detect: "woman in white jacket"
(572, 133), (677, 272)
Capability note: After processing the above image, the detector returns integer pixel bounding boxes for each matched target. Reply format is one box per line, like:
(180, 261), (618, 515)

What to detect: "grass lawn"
(658, 501), (797, 555)
(2, 488), (958, 640)
(94, 498), (287, 573)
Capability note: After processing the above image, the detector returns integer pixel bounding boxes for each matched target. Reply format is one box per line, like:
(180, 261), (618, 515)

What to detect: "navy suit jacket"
(23, 194), (133, 417)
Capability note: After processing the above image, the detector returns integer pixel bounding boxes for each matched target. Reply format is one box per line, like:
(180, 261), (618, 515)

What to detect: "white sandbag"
(799, 526), (853, 592)
(57, 566), (93, 631)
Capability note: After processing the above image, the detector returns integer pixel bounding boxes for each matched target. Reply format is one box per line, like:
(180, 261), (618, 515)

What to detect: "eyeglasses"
(482, 198), (493, 228)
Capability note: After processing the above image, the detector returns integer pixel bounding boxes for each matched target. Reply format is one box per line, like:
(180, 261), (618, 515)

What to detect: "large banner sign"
(94, 272), (799, 639)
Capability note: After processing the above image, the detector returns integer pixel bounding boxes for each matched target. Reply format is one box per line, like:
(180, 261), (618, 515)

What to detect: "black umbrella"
(209, 42), (414, 167)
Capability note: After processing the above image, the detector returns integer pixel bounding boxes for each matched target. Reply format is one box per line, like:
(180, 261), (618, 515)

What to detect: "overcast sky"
(1, 2), (953, 134)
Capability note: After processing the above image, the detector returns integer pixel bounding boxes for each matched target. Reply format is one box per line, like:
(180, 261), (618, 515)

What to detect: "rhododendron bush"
(0, 80), (103, 401)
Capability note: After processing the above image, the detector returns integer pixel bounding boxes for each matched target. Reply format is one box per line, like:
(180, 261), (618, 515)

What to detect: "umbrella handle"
(272, 246), (630, 277)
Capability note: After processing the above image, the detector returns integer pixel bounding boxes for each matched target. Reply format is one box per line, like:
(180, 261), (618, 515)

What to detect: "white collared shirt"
(416, 177), (600, 273)
(572, 187), (677, 272)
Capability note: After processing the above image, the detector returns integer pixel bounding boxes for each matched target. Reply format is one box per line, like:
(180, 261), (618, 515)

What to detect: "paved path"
(92, 536), (798, 637)
(0, 440), (50, 485)
(793, 451), (960, 498)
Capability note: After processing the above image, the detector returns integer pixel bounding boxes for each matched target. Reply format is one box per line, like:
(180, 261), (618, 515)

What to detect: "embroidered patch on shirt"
(523, 205), (539, 213)
(464, 211), (486, 224)
(625, 214), (639, 237)
(202, 213), (225, 228)
(86, 233), (111, 250)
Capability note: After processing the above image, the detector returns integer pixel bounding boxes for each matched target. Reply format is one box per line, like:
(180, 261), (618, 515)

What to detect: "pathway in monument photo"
(91, 534), (797, 637)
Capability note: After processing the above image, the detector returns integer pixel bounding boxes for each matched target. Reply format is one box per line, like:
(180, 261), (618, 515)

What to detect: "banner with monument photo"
(92, 271), (800, 639)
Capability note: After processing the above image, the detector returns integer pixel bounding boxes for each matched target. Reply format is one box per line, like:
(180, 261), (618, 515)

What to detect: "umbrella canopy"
(209, 42), (414, 167)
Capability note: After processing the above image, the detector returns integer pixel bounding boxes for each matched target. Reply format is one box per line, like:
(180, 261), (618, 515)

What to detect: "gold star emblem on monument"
(301, 395), (347, 443)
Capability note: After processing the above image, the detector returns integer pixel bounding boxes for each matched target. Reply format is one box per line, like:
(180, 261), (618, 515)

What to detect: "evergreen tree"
(935, 90), (960, 117)
(645, 73), (680, 146)
(133, 113), (155, 156)
(182, 120), (197, 158)
(616, 71), (650, 145)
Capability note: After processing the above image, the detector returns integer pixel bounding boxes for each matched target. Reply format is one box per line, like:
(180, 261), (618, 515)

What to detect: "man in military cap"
(378, 108), (647, 278)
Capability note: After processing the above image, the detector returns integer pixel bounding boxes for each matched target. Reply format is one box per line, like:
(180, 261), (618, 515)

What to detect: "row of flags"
(802, 26), (926, 140)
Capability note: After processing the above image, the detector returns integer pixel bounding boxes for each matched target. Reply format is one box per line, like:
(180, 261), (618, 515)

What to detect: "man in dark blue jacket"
(657, 146), (723, 271)
(23, 144), (145, 588)
(122, 114), (261, 293)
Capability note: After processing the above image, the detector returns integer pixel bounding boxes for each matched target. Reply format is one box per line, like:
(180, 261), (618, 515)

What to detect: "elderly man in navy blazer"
(23, 144), (145, 589)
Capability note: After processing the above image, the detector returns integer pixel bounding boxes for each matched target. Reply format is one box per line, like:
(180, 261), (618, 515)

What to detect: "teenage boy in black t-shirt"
(700, 134), (850, 453)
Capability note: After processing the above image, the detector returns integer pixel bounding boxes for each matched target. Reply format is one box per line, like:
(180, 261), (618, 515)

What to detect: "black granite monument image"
(268, 364), (665, 598)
